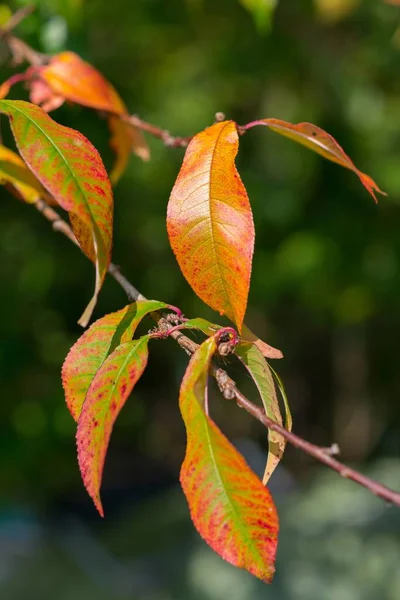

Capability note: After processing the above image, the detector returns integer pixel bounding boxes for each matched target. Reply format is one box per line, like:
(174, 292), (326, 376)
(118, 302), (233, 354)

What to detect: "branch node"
(214, 368), (236, 399)
(321, 443), (341, 456)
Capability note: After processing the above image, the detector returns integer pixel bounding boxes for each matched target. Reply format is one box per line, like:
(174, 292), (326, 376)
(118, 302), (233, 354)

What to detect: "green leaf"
(62, 300), (168, 421)
(180, 336), (279, 583)
(239, 0), (278, 32)
(0, 99), (114, 326)
(269, 363), (293, 434)
(77, 335), (150, 516)
(236, 342), (287, 483)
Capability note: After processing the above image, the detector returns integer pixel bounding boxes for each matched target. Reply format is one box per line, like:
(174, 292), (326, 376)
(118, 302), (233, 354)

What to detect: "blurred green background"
(1, 0), (400, 598)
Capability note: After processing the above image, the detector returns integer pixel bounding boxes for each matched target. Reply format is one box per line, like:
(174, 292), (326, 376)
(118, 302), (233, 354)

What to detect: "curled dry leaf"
(39, 51), (150, 181)
(244, 119), (385, 202)
(241, 324), (283, 359)
(180, 335), (279, 582)
(0, 99), (113, 326)
(167, 121), (254, 332)
(62, 300), (168, 421)
(77, 335), (150, 516)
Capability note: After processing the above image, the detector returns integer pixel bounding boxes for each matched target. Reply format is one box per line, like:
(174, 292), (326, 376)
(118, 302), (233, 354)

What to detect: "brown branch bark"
(33, 198), (400, 508)
(122, 115), (192, 148)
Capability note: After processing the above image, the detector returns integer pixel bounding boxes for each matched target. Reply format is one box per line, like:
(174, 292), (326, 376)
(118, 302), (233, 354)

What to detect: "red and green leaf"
(62, 300), (168, 421)
(180, 335), (279, 582)
(167, 121), (254, 332)
(0, 99), (113, 325)
(244, 119), (385, 202)
(77, 335), (150, 516)
(235, 342), (289, 483)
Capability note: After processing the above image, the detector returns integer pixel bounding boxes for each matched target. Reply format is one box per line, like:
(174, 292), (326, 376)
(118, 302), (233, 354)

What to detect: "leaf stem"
(32, 196), (400, 508)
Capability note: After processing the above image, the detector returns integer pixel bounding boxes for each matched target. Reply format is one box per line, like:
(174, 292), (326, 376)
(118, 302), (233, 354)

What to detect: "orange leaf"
(180, 335), (279, 582)
(167, 121), (254, 332)
(0, 80), (11, 100)
(41, 51), (126, 114)
(244, 119), (385, 202)
(39, 52), (149, 179)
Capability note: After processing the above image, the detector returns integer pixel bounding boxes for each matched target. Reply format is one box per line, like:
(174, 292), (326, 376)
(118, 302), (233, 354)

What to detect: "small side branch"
(122, 115), (192, 148)
(33, 197), (400, 508)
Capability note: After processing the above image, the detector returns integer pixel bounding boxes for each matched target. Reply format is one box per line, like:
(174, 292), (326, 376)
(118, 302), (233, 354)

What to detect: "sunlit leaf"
(0, 79), (11, 100)
(314, 0), (361, 23)
(244, 119), (385, 202)
(0, 144), (52, 204)
(239, 0), (278, 32)
(241, 324), (283, 359)
(235, 342), (287, 483)
(0, 4), (12, 26)
(0, 99), (113, 326)
(167, 121), (254, 332)
(77, 335), (150, 516)
(39, 51), (150, 180)
(62, 300), (167, 421)
(41, 51), (126, 114)
(180, 335), (279, 582)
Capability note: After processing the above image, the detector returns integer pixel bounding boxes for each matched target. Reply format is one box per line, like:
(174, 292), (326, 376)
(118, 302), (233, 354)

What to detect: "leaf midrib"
(208, 122), (234, 318)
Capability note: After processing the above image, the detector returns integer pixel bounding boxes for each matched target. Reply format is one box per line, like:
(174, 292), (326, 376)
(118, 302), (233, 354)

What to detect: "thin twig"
(33, 197), (400, 508)
(3, 35), (48, 66)
(0, 7), (47, 67)
(122, 114), (192, 148)
(232, 388), (400, 505)
(0, 5), (35, 35)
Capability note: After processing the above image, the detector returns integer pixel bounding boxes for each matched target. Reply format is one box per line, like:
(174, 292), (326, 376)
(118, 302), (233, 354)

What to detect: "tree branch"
(122, 115), (192, 148)
(33, 197), (400, 508)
